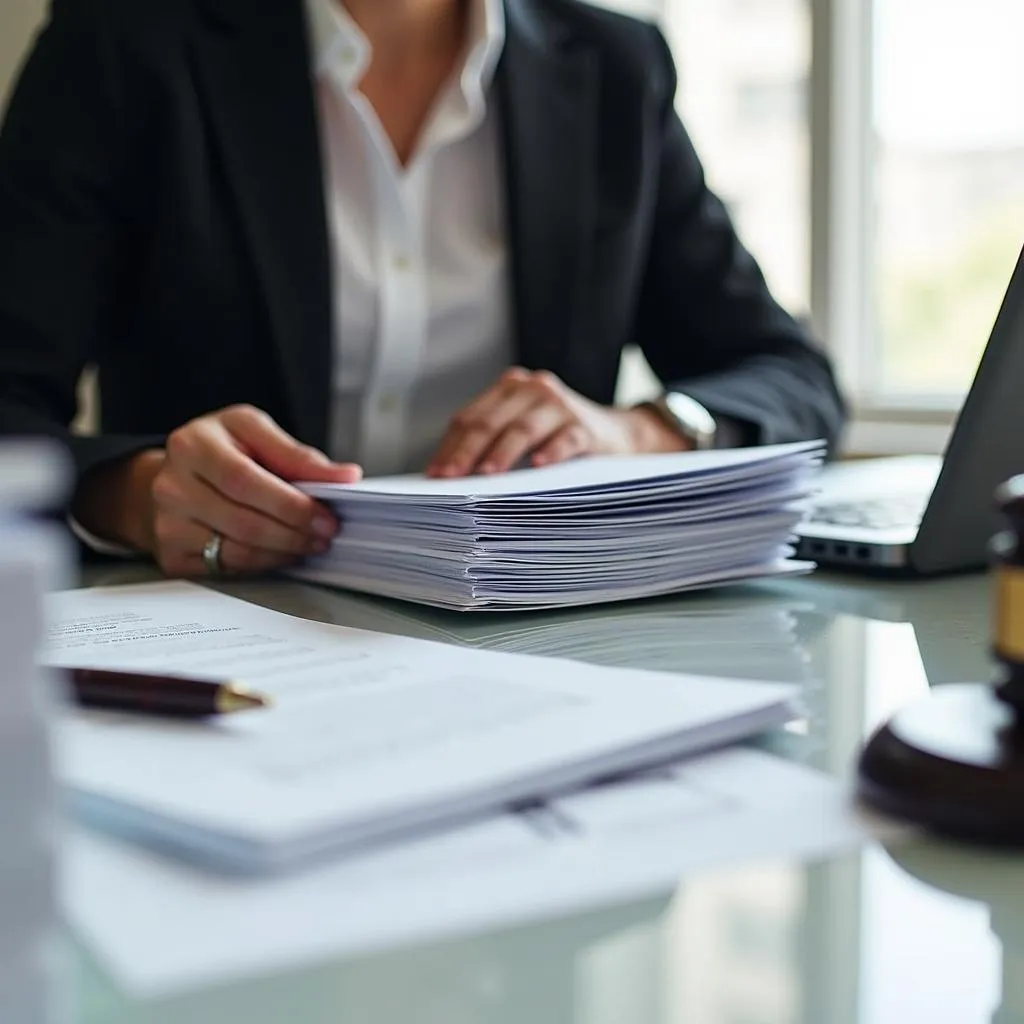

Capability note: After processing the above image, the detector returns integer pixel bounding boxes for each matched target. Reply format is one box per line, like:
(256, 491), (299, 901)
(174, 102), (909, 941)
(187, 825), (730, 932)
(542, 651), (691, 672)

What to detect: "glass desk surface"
(72, 567), (1020, 1024)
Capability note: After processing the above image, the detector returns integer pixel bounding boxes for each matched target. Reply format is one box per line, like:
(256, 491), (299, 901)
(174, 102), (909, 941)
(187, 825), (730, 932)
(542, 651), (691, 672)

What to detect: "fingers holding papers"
(427, 369), (689, 478)
(150, 405), (362, 577)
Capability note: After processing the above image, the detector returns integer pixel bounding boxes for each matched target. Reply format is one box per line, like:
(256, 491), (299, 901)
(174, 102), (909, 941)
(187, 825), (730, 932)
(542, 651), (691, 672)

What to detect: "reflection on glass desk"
(73, 566), (1014, 1024)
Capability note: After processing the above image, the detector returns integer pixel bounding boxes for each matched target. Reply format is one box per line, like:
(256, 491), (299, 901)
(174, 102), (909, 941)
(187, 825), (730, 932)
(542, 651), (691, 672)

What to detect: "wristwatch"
(645, 393), (718, 450)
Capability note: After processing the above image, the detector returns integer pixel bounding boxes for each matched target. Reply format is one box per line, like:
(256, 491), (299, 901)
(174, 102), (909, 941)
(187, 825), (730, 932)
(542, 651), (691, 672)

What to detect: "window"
(873, 0), (1024, 401)
(601, 0), (1024, 448)
(735, 78), (807, 129)
(663, 0), (812, 317)
(609, 0), (811, 406)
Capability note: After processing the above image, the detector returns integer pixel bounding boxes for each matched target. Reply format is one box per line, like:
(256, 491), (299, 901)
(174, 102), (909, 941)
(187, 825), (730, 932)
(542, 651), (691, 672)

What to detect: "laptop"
(795, 243), (1024, 574)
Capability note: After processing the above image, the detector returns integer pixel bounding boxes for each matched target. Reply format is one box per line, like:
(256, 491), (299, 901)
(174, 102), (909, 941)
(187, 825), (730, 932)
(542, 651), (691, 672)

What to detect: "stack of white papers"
(294, 442), (824, 611)
(0, 551), (57, 1024)
(45, 582), (798, 874)
(65, 747), (879, 999)
(0, 447), (69, 1024)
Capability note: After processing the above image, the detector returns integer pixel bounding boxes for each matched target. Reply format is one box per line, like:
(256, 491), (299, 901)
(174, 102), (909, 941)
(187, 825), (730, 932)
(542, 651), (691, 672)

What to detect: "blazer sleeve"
(632, 24), (847, 452)
(0, 2), (163, 499)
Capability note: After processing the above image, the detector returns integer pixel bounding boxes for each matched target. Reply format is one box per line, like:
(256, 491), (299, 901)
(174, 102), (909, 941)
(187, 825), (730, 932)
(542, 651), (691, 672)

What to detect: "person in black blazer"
(0, 0), (845, 576)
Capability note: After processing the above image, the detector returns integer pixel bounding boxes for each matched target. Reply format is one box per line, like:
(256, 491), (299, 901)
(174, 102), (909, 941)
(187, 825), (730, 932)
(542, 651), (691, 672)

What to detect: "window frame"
(810, 0), (958, 453)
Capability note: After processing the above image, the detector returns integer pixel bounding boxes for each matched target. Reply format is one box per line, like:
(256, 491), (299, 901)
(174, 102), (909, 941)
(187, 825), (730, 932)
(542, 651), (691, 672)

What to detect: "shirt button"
(378, 394), (399, 414)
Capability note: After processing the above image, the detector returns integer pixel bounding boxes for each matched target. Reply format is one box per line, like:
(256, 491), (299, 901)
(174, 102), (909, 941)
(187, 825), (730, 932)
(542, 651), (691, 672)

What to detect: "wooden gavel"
(857, 474), (1024, 846)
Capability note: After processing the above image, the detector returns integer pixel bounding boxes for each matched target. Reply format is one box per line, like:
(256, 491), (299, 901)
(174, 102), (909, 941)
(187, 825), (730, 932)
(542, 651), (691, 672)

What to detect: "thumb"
(286, 450), (363, 485)
(224, 407), (363, 483)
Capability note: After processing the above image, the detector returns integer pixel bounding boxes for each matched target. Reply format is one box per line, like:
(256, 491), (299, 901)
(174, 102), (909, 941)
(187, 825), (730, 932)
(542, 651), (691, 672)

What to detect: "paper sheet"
(297, 442), (823, 501)
(46, 582), (796, 871)
(290, 443), (823, 610)
(63, 747), (878, 998)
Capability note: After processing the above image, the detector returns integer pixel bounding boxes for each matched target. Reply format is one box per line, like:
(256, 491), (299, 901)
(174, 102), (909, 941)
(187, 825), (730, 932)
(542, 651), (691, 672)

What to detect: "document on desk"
(291, 442), (824, 610)
(63, 746), (883, 997)
(45, 582), (797, 873)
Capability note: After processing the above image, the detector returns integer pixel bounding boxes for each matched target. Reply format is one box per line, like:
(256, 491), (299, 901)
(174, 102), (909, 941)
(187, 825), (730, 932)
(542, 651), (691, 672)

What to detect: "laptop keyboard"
(809, 494), (927, 531)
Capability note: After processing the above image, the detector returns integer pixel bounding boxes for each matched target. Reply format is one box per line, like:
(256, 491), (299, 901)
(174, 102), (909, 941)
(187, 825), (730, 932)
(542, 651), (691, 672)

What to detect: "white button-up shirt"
(307, 0), (513, 477)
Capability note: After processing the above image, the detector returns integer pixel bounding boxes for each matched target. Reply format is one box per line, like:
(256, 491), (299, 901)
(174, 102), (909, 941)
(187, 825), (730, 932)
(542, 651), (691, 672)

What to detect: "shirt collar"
(305, 0), (505, 99)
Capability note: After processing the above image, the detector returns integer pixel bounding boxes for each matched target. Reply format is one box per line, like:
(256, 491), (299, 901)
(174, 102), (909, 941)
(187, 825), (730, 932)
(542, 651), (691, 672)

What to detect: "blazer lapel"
(194, 0), (332, 448)
(498, 0), (600, 388)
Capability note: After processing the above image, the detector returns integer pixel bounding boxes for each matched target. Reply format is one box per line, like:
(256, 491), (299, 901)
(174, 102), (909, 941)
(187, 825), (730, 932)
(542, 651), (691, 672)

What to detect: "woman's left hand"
(426, 367), (690, 478)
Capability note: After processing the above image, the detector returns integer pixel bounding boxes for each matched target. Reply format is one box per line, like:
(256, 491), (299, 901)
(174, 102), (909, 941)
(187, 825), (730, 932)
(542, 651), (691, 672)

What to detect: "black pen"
(64, 667), (271, 718)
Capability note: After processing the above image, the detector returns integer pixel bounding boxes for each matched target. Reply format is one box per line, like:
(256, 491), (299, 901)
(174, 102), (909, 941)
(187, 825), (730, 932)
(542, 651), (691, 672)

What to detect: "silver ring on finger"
(201, 531), (225, 577)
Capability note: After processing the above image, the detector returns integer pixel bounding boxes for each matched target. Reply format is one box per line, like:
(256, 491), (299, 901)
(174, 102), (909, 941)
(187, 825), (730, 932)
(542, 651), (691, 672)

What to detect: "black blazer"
(0, 0), (845, 493)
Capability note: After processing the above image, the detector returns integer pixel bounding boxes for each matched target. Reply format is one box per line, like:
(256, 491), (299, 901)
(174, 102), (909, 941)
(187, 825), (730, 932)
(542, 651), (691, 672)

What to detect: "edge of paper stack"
(293, 441), (825, 610)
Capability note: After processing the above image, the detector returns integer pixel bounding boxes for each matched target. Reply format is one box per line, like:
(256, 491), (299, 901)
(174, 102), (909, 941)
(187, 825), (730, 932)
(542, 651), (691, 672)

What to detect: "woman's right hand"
(73, 405), (362, 576)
